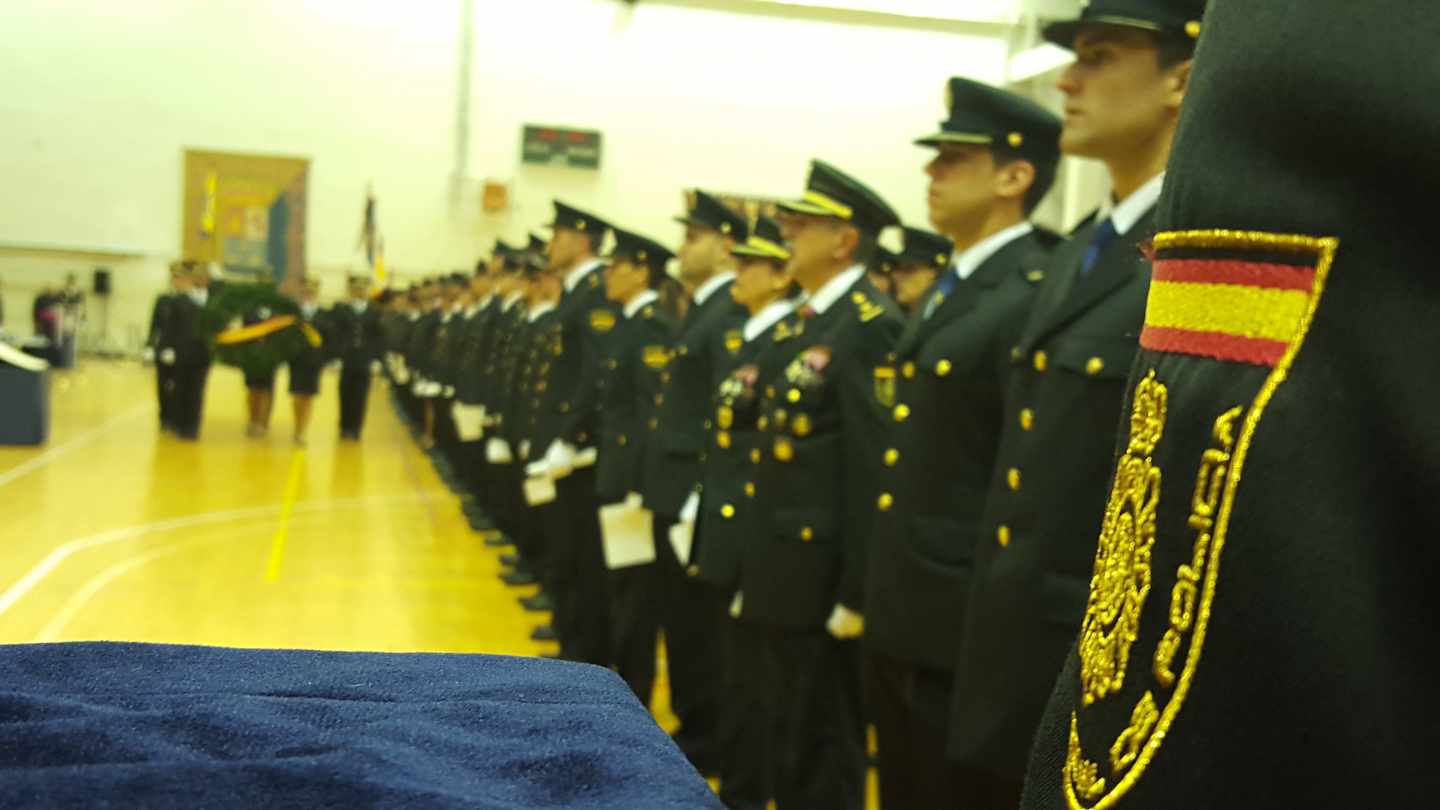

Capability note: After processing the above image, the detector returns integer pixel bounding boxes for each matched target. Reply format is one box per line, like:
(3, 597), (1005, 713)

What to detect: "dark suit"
(692, 311), (799, 810)
(534, 262), (621, 665)
(147, 292), (179, 430)
(595, 298), (676, 703)
(863, 231), (1051, 809)
(639, 278), (747, 767)
(743, 273), (902, 810)
(946, 208), (1156, 789)
(163, 294), (212, 440)
(328, 302), (384, 437)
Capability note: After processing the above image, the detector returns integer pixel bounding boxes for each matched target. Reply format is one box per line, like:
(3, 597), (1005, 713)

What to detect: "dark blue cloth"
(0, 642), (721, 809)
(1078, 217), (1119, 277)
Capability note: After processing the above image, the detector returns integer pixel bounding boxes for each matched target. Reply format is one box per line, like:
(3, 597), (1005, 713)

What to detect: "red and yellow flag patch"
(1141, 231), (1336, 367)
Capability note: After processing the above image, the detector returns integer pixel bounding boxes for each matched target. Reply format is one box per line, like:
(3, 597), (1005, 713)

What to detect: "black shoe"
(483, 533), (513, 548)
(530, 624), (559, 642)
(501, 569), (538, 587)
(499, 553), (520, 567)
(520, 593), (554, 612)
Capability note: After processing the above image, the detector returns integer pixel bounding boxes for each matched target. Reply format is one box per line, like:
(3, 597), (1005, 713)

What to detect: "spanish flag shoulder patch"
(1141, 230), (1338, 368)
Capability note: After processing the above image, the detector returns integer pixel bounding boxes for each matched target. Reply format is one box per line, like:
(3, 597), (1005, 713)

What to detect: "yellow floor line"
(265, 449), (306, 582)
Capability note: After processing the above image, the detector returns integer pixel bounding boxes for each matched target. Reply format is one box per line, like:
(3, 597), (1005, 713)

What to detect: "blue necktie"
(923, 272), (959, 320)
(1080, 218), (1119, 277)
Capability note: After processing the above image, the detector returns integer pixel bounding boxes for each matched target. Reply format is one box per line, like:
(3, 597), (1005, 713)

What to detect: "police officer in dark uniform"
(161, 261), (213, 441)
(328, 274), (384, 440)
(740, 161), (904, 810)
(863, 77), (1061, 810)
(691, 216), (799, 810)
(1021, 1), (1438, 805)
(945, 1), (1203, 798)
(146, 262), (185, 433)
(593, 227), (678, 703)
(888, 228), (951, 316)
(530, 201), (620, 665)
(640, 190), (749, 771)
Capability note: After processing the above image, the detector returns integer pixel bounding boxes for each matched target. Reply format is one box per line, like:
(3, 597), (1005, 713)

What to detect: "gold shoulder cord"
(1064, 230), (1339, 809)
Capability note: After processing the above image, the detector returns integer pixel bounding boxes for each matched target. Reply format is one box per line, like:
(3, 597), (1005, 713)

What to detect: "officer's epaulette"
(853, 291), (887, 323)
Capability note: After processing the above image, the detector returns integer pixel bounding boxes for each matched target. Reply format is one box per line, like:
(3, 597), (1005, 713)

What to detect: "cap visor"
(1043, 15), (1164, 48)
(914, 132), (995, 149)
(776, 199), (843, 218)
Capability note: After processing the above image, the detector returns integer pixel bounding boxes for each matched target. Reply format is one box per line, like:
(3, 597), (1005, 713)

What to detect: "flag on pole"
(357, 185), (378, 277)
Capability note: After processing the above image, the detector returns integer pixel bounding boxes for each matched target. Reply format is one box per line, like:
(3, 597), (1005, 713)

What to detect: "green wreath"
(202, 283), (323, 378)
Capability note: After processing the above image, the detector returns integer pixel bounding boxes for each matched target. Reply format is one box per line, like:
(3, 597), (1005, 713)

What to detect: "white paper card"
(600, 500), (656, 570)
(523, 475), (557, 506)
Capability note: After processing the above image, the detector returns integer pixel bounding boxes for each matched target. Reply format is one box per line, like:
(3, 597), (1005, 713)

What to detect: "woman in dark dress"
(242, 306), (277, 438)
(287, 278), (326, 446)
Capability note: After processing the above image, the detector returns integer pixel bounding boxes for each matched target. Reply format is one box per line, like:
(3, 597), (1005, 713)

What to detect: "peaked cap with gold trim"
(675, 190), (749, 241)
(915, 77), (1061, 168)
(731, 215), (790, 263)
(1043, 0), (1206, 49)
(777, 160), (900, 235)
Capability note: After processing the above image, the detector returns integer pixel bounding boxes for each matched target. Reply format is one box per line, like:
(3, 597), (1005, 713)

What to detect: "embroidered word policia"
(1019, 0), (1439, 807)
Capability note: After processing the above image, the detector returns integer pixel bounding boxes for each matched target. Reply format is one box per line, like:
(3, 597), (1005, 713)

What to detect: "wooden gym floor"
(0, 360), (881, 807)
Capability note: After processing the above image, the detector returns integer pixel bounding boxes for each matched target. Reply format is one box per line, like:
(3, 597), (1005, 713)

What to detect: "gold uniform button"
(648, 418), (659, 430)
(655, 394), (665, 405)
(687, 565), (700, 577)
(750, 449), (763, 464)
(800, 527), (814, 542)
(745, 482), (756, 498)
(1007, 468), (1021, 491)
(773, 439), (795, 462)
(757, 416), (770, 430)
(902, 362), (916, 379)
(704, 420), (713, 430)
(722, 505), (736, 519)
(997, 525), (1012, 548)
(893, 404), (911, 423)
(936, 359), (953, 377)
(1011, 346), (1023, 361)
(883, 448), (900, 467)
(877, 493), (894, 512)
(1086, 357), (1105, 376)
(793, 414), (812, 437)
(765, 386), (776, 399)
(716, 431), (732, 449)
(607, 359), (618, 370)
(618, 435), (628, 446)
(787, 389), (801, 404)
(1033, 351), (1048, 372)
(661, 372), (671, 383)
(559, 402), (571, 413)
(1019, 409), (1035, 431)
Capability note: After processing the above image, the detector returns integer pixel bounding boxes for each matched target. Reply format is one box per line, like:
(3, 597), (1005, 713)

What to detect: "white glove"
(826, 604), (865, 640)
(485, 437), (514, 464)
(411, 379), (425, 395)
(425, 381), (443, 397)
(678, 490), (700, 524)
(625, 492), (645, 509)
(444, 385), (455, 398)
(159, 348), (177, 366)
(729, 592), (744, 619)
(525, 459), (553, 479)
(544, 440), (576, 479)
(518, 440), (531, 459)
(371, 360), (383, 375)
(141, 347), (155, 365)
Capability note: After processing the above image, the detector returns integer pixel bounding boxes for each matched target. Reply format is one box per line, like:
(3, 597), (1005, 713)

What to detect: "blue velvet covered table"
(0, 642), (721, 808)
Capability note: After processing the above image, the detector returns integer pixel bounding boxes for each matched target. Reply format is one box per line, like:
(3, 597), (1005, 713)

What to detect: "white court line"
(0, 493), (444, 621)
(34, 522), (277, 642)
(0, 401), (152, 490)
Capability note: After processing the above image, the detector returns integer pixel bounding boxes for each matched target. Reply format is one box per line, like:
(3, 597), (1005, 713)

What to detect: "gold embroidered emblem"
(873, 366), (896, 408)
(1062, 230), (1338, 810)
(589, 309), (616, 333)
(725, 330), (743, 354)
(1078, 370), (1166, 706)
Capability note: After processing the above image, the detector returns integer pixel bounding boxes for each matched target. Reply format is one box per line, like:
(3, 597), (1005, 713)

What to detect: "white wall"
(0, 0), (1015, 350)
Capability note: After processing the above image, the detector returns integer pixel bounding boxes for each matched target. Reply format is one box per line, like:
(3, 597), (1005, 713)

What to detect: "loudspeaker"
(93, 268), (112, 296)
